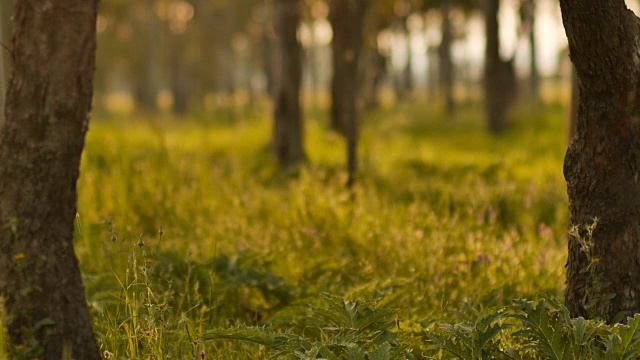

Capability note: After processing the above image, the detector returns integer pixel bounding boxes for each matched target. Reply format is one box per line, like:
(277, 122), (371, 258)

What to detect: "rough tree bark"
(560, 0), (640, 322)
(568, 66), (578, 141)
(271, 0), (305, 166)
(0, 0), (12, 127)
(329, 0), (366, 187)
(484, 0), (515, 134)
(0, 0), (100, 358)
(439, 1), (455, 115)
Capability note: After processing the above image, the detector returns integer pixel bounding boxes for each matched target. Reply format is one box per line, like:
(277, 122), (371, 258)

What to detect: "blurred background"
(4, 0), (634, 120)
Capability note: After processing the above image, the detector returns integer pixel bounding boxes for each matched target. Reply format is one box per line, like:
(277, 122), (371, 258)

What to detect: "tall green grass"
(73, 101), (570, 358)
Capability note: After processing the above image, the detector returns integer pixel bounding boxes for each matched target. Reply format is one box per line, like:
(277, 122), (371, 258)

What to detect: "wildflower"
(591, 258), (600, 263)
(103, 350), (113, 358)
(200, 350), (206, 359)
(12, 253), (25, 261)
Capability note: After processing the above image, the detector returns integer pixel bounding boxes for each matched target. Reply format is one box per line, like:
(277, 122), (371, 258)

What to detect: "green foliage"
(204, 293), (405, 359)
(427, 306), (511, 359)
(75, 102), (575, 358)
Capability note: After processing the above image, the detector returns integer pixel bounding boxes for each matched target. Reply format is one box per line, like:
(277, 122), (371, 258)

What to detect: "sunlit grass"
(75, 99), (569, 358)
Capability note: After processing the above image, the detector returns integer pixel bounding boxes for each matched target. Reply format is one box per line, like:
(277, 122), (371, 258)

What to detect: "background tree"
(439, 0), (455, 114)
(560, 0), (640, 322)
(0, 0), (100, 358)
(270, 0), (306, 166)
(519, 0), (538, 101)
(484, 0), (515, 133)
(329, 0), (368, 186)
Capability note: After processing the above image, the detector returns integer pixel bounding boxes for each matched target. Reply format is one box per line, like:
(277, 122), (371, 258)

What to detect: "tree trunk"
(439, 1), (455, 115)
(329, 0), (366, 186)
(560, 0), (640, 322)
(484, 0), (515, 134)
(568, 66), (578, 141)
(361, 47), (385, 110)
(0, 0), (12, 127)
(169, 33), (190, 115)
(132, 0), (159, 112)
(527, 0), (539, 101)
(0, 0), (100, 358)
(271, 0), (305, 166)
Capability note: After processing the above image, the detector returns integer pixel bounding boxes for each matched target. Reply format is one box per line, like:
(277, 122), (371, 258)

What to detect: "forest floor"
(77, 100), (571, 358)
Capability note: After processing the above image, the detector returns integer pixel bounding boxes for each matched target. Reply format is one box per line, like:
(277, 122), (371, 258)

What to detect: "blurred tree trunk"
(133, 0), (160, 112)
(439, 1), (455, 115)
(169, 33), (190, 114)
(520, 0), (539, 101)
(271, 0), (305, 166)
(484, 0), (515, 133)
(0, 0), (12, 127)
(527, 0), (539, 101)
(560, 0), (640, 322)
(402, 17), (414, 100)
(360, 12), (384, 111)
(361, 48), (385, 110)
(329, 0), (367, 187)
(0, 0), (100, 358)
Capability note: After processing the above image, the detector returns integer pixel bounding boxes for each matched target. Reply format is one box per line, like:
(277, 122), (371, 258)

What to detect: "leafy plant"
(427, 306), (511, 359)
(203, 293), (406, 359)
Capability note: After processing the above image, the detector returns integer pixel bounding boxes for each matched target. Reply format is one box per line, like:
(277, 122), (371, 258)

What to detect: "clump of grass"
(76, 100), (570, 358)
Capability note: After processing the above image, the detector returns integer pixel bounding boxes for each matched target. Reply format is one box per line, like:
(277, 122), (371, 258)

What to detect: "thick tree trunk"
(0, 0), (11, 127)
(560, 0), (640, 322)
(271, 0), (305, 166)
(568, 66), (578, 141)
(484, 0), (515, 134)
(329, 0), (366, 186)
(0, 0), (100, 358)
(439, 1), (455, 115)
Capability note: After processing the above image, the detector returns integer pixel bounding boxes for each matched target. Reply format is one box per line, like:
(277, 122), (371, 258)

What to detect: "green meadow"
(73, 101), (575, 358)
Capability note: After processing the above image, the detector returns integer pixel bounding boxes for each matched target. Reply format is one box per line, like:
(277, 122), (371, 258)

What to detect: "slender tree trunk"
(560, 0), (640, 322)
(271, 0), (305, 166)
(362, 48), (385, 110)
(329, 0), (366, 186)
(527, 0), (539, 101)
(0, 0), (12, 127)
(169, 33), (190, 114)
(439, 1), (455, 115)
(133, 0), (159, 112)
(0, 0), (100, 358)
(484, 0), (515, 133)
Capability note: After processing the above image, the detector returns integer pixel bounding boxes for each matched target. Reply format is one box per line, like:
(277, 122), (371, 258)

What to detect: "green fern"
(427, 306), (511, 359)
(510, 298), (573, 359)
(203, 293), (405, 359)
(602, 314), (640, 360)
